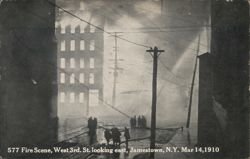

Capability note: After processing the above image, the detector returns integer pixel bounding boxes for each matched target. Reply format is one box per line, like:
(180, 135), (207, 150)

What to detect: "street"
(54, 116), (187, 159)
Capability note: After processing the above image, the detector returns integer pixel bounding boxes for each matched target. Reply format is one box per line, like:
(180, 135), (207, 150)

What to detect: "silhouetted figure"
(130, 117), (135, 128)
(88, 116), (98, 144)
(141, 116), (144, 128)
(93, 117), (97, 134)
(111, 127), (121, 146)
(104, 129), (112, 145)
(130, 118), (133, 128)
(124, 127), (130, 151)
(138, 116), (141, 128)
(130, 116), (136, 128)
(134, 116), (137, 128)
(89, 132), (96, 145)
(181, 126), (183, 131)
(88, 117), (97, 145)
(142, 116), (147, 128)
(87, 117), (93, 135)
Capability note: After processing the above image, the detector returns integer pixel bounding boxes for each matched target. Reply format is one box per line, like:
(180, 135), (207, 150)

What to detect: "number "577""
(7, 147), (19, 153)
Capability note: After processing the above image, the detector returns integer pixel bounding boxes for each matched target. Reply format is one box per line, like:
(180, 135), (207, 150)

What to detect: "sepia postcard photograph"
(0, 0), (249, 159)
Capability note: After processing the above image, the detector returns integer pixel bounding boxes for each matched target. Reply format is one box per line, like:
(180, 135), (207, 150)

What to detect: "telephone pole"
(112, 32), (118, 106)
(146, 47), (164, 159)
(186, 35), (200, 128)
(110, 32), (123, 107)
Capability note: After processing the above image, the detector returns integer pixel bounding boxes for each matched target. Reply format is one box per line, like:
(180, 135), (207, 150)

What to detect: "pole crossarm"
(146, 47), (165, 57)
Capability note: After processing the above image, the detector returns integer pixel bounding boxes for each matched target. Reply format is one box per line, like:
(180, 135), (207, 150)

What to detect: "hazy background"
(56, 0), (210, 127)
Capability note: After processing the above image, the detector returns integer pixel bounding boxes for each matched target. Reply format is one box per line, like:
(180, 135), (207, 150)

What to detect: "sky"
(57, 0), (210, 126)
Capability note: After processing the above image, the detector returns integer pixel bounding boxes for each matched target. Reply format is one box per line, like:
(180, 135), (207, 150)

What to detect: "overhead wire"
(124, 2), (209, 49)
(46, 0), (150, 49)
(87, 1), (200, 84)
(49, 0), (203, 114)
(17, 4), (139, 118)
(50, 0), (207, 81)
(53, 1), (191, 87)
(54, 0), (209, 82)
(13, 1), (206, 117)
(53, 1), (191, 94)
(11, 29), (132, 118)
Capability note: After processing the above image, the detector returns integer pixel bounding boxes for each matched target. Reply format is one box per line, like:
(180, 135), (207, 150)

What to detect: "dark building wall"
(211, 0), (249, 158)
(0, 0), (57, 156)
(198, 53), (220, 147)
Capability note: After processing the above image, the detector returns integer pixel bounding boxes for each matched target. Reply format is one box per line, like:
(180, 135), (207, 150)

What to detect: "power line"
(29, 9), (190, 108)
(121, 2), (209, 49)
(89, 0), (207, 66)
(48, 0), (207, 84)
(86, 3), (211, 33)
(91, 4), (196, 81)
(13, 1), (199, 117)
(12, 30), (131, 118)
(52, 0), (194, 98)
(46, 0), (150, 49)
(55, 27), (189, 86)
(83, 2), (207, 84)
(43, 2), (197, 92)
(158, 59), (186, 80)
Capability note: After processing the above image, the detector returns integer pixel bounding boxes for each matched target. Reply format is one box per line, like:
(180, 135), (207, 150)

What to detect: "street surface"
(53, 116), (195, 159)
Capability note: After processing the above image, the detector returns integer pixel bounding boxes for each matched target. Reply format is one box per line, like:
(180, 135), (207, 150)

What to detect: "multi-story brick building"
(56, 23), (104, 118)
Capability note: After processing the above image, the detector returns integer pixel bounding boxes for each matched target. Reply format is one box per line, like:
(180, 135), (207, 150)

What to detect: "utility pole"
(146, 47), (164, 159)
(186, 35), (200, 128)
(112, 32), (118, 107)
(109, 32), (123, 107)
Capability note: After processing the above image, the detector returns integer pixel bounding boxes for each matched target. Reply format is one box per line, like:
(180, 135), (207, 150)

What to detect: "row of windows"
(59, 25), (95, 34)
(60, 58), (94, 69)
(60, 92), (85, 103)
(60, 73), (94, 84)
(60, 40), (95, 51)
(59, 89), (99, 105)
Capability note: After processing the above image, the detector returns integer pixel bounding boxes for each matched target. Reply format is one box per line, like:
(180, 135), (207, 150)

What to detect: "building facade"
(197, 53), (217, 147)
(0, 0), (58, 157)
(210, 0), (249, 158)
(56, 19), (104, 118)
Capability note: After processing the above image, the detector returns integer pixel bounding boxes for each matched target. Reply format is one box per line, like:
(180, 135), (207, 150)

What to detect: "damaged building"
(55, 0), (104, 125)
(0, 0), (58, 157)
(198, 0), (249, 158)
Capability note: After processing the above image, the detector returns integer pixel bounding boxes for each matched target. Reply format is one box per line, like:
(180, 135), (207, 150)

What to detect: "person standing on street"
(142, 116), (147, 128)
(124, 127), (130, 151)
(93, 117), (97, 134)
(87, 117), (93, 135)
(134, 116), (137, 128)
(104, 129), (112, 145)
(138, 116), (142, 128)
(130, 117), (133, 128)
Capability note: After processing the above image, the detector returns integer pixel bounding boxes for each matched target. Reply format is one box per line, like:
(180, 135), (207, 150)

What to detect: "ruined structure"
(56, 24), (104, 118)
(0, 0), (58, 157)
(56, 0), (104, 120)
(198, 1), (249, 158)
